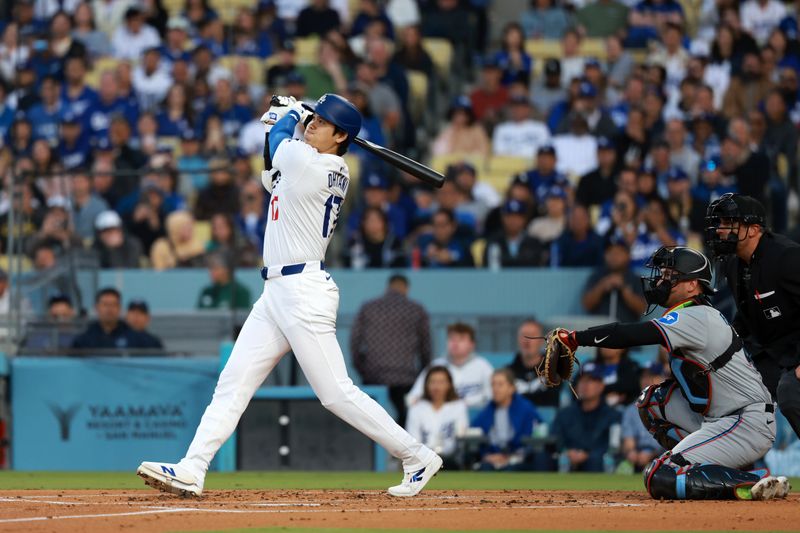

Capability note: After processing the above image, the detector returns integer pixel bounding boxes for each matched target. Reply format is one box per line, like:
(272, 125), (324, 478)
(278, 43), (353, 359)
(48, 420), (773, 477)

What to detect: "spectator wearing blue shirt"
(351, 0), (394, 39)
(553, 204), (605, 267)
(158, 17), (194, 69)
(551, 363), (621, 472)
(72, 288), (162, 352)
(629, 197), (685, 268)
(89, 70), (140, 142)
(626, 0), (684, 48)
(155, 85), (193, 138)
(472, 368), (542, 470)
(417, 208), (475, 268)
(346, 173), (409, 241)
(688, 156), (736, 233)
(176, 129), (209, 195)
(230, 9), (272, 58)
(27, 75), (63, 142)
(0, 82), (14, 140)
(494, 23), (533, 86)
(58, 112), (91, 170)
(621, 361), (665, 472)
(60, 56), (98, 124)
(514, 145), (571, 205)
(201, 78), (252, 138)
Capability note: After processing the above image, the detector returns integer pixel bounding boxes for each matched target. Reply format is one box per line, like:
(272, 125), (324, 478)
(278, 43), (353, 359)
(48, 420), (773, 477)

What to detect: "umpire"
(705, 192), (800, 437)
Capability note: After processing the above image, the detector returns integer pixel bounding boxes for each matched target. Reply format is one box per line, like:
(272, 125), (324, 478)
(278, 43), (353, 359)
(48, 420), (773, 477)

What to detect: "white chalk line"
(0, 501), (645, 524)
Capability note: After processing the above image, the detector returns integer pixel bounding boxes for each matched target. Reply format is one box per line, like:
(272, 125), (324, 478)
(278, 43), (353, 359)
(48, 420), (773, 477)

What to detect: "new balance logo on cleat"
(410, 468), (425, 483)
(161, 465), (176, 476)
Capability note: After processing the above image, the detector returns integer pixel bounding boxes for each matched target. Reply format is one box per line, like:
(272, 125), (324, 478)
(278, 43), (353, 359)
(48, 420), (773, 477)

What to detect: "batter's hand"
(288, 101), (314, 126)
(261, 95), (297, 131)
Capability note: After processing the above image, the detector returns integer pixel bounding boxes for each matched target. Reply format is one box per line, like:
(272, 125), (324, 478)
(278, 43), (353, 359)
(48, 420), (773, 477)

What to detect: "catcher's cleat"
(388, 455), (443, 497)
(137, 461), (203, 497)
(751, 476), (791, 500)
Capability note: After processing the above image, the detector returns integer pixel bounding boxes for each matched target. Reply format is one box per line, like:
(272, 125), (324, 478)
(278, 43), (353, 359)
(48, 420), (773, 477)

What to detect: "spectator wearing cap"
(351, 0), (394, 39)
(72, 2), (112, 58)
(576, 137), (619, 208)
(483, 200), (545, 268)
(72, 287), (162, 352)
(530, 59), (565, 121)
(620, 361), (666, 472)
(59, 112), (91, 169)
(689, 108), (722, 160)
(527, 187), (568, 248)
(111, 5), (161, 60)
(593, 347), (641, 406)
(132, 47), (173, 112)
(521, 0), (572, 40)
(665, 118), (701, 184)
(555, 81), (616, 139)
(645, 138), (672, 187)
(492, 94), (551, 159)
(125, 299), (164, 348)
(197, 252), (252, 309)
(469, 55), (509, 130)
(471, 368), (542, 471)
(92, 209), (143, 268)
(625, 0), (684, 49)
(158, 17), (193, 68)
(515, 145), (570, 205)
(575, 0), (628, 38)
(194, 157), (240, 221)
(483, 177), (535, 238)
(70, 167), (109, 240)
(720, 119), (770, 205)
(552, 204), (604, 267)
(449, 161), (501, 212)
(688, 157), (736, 234)
(27, 75), (63, 142)
(108, 114), (147, 173)
(551, 363), (621, 472)
(177, 128), (209, 195)
(552, 114), (599, 178)
(416, 208), (474, 269)
(346, 173), (409, 241)
(582, 237), (646, 323)
(741, 0), (787, 45)
(432, 96), (490, 158)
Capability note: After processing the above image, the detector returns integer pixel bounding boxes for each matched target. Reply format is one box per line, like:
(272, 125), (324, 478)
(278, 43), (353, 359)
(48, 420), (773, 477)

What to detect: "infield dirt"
(0, 489), (797, 532)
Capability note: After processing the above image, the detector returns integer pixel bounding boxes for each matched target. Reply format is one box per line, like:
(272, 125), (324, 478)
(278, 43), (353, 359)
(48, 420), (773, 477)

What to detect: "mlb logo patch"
(764, 307), (782, 319)
(658, 311), (679, 325)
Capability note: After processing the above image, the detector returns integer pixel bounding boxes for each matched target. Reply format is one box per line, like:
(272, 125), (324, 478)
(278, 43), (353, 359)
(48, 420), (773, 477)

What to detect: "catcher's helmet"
(305, 93), (362, 141)
(641, 246), (714, 309)
(704, 193), (766, 257)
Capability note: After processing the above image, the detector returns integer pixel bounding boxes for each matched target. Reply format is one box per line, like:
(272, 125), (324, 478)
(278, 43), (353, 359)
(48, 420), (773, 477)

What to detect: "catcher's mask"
(704, 193), (766, 258)
(641, 246), (714, 313)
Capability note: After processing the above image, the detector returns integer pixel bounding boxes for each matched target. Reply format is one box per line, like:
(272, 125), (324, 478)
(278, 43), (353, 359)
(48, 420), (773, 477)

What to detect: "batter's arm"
(573, 321), (666, 349)
(268, 112), (300, 159)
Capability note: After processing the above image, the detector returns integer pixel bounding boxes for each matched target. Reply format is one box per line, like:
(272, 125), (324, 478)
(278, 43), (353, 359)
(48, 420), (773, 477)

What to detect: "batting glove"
(260, 95), (297, 132)
(288, 101), (314, 127)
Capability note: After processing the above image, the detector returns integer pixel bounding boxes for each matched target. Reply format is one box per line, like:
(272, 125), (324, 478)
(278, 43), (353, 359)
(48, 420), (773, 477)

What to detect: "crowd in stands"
(4, 0), (800, 288)
(350, 274), (667, 472)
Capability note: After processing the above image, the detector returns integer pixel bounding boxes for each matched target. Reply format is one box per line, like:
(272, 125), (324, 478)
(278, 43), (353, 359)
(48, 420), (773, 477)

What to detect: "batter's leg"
(776, 367), (800, 438)
(179, 292), (291, 478)
(271, 275), (436, 469)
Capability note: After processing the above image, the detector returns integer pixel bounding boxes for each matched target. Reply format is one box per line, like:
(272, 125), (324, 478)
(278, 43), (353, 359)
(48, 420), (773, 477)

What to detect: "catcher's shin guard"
(643, 453), (762, 500)
(636, 380), (684, 449)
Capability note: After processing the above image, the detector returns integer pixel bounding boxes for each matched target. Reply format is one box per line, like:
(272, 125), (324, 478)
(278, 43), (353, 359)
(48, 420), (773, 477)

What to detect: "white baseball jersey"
(265, 138), (350, 266)
(491, 120), (551, 159)
(405, 399), (469, 456)
(407, 355), (495, 408)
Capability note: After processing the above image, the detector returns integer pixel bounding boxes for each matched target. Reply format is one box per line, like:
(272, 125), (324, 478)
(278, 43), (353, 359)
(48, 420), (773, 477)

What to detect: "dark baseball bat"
(351, 137), (445, 188)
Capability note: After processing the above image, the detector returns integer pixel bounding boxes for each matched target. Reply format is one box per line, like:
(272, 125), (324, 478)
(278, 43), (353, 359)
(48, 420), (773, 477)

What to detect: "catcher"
(543, 246), (790, 500)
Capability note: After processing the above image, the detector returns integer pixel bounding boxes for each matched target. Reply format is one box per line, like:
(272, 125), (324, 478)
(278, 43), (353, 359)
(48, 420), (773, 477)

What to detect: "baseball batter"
(137, 94), (442, 497)
(551, 246), (788, 500)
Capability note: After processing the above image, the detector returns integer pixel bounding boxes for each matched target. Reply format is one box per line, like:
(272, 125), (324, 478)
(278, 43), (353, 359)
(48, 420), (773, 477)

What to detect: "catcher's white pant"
(178, 270), (436, 479)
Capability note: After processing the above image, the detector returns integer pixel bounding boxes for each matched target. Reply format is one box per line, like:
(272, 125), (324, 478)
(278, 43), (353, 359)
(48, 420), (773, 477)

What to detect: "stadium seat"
(162, 0), (183, 16)
(429, 153), (485, 177)
(209, 0), (254, 24)
(85, 57), (122, 88)
(482, 171), (512, 196)
(525, 38), (608, 63)
(407, 70), (429, 123)
(487, 156), (530, 177)
(421, 38), (453, 78)
(294, 37), (321, 65)
(218, 56), (265, 80)
(194, 220), (212, 246)
(471, 238), (486, 267)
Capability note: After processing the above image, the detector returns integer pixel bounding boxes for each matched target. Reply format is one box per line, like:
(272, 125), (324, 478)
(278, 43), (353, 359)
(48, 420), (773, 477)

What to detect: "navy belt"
(260, 261), (325, 280)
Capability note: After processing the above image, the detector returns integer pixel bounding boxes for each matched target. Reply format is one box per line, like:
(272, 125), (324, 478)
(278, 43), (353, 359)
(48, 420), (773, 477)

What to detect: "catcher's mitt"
(538, 328), (579, 387)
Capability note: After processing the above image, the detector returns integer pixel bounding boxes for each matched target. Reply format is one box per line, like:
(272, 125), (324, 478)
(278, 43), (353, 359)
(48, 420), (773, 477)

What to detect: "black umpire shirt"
(724, 231), (800, 370)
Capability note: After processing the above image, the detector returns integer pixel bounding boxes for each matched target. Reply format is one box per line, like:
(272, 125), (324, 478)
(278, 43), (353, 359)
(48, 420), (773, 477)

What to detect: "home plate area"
(0, 490), (797, 532)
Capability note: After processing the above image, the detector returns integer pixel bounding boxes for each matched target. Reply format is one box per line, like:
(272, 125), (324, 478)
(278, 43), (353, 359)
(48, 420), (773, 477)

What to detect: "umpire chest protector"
(659, 301), (743, 415)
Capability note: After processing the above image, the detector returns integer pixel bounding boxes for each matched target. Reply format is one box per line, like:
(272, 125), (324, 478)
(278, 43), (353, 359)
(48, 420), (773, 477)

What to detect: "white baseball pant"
(178, 270), (436, 479)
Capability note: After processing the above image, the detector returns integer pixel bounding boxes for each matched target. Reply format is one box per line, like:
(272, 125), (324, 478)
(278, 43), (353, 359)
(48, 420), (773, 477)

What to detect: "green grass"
(0, 471), (647, 491)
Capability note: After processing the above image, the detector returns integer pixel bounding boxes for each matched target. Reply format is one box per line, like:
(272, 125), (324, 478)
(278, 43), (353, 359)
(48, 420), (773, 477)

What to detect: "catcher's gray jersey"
(651, 304), (772, 418)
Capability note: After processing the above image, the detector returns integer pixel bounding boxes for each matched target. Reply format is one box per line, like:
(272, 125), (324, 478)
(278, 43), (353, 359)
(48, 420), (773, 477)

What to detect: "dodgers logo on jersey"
(657, 311), (680, 326)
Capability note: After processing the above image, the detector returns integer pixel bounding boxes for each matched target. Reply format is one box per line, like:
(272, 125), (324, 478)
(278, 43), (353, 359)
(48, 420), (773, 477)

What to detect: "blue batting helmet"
(307, 93), (362, 141)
